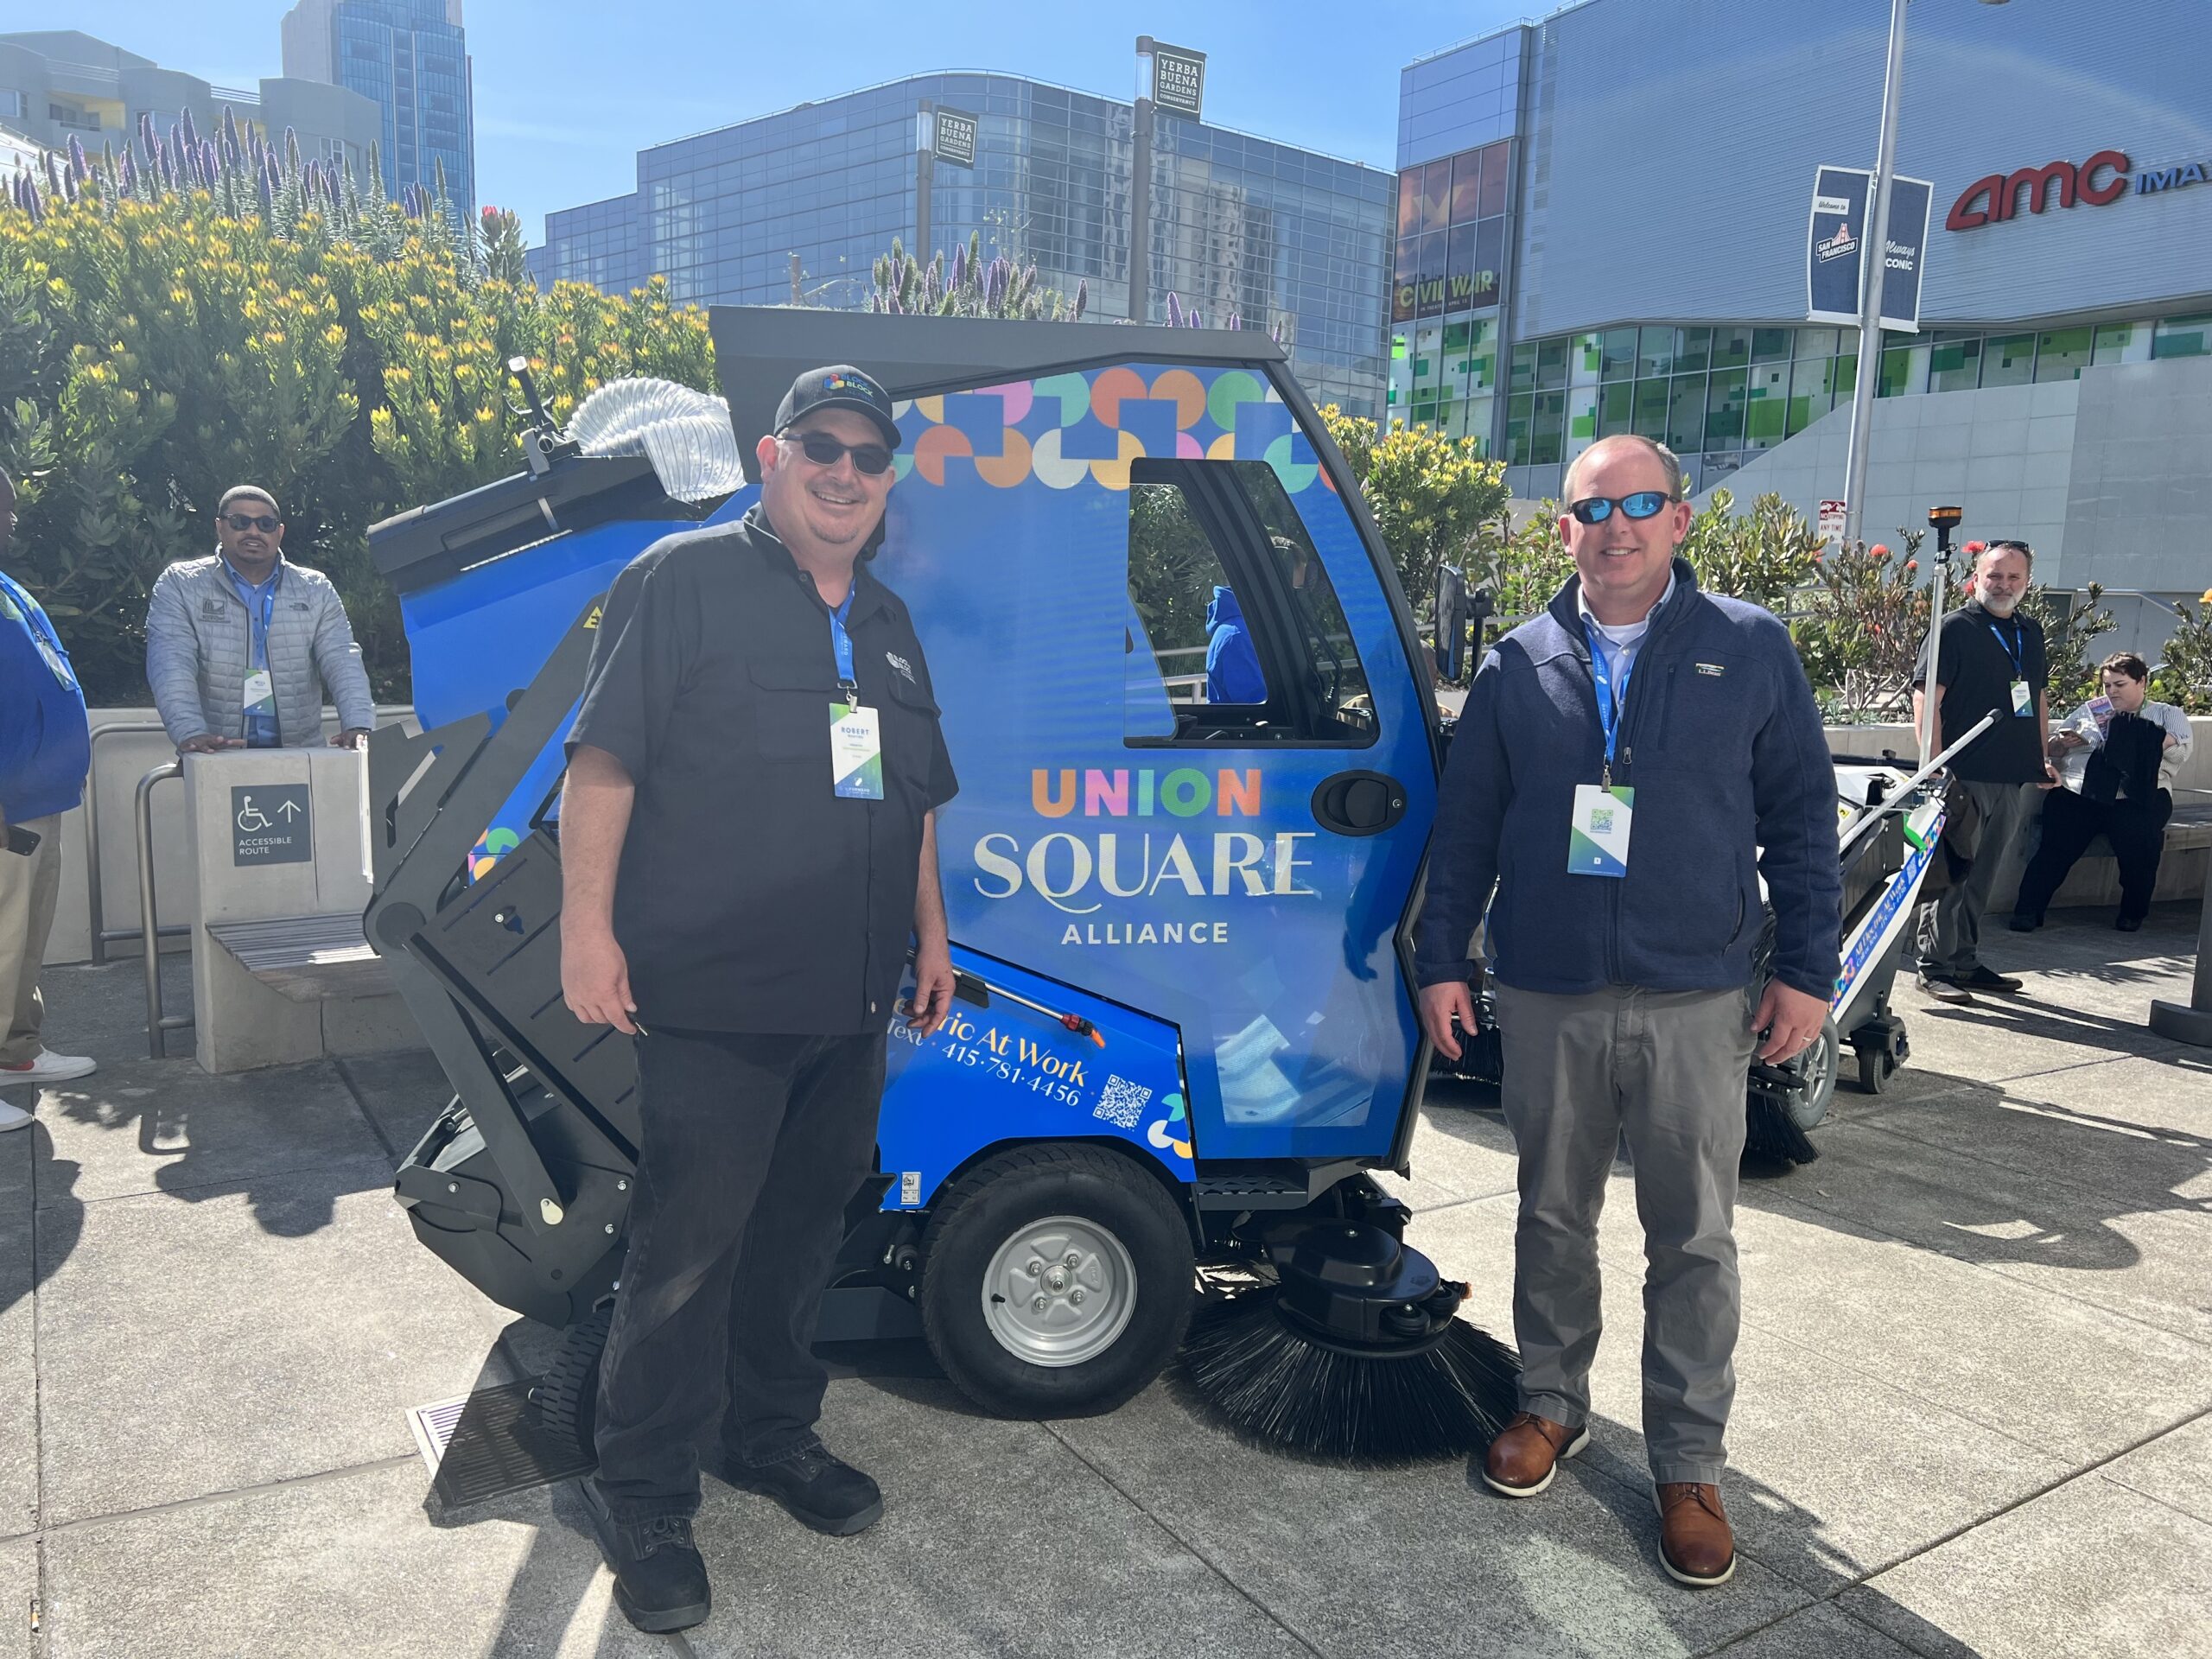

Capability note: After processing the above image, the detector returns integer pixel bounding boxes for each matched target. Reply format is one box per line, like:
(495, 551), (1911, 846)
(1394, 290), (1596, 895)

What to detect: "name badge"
(243, 668), (276, 716)
(1568, 783), (1633, 878)
(830, 702), (885, 799)
(2010, 680), (2032, 717)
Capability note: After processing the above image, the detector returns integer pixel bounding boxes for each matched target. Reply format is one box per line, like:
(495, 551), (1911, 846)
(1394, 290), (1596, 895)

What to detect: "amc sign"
(1947, 151), (2131, 231)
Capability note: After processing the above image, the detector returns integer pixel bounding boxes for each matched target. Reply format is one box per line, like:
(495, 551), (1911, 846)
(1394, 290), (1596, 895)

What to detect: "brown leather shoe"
(1481, 1412), (1590, 1498)
(1656, 1483), (1736, 1586)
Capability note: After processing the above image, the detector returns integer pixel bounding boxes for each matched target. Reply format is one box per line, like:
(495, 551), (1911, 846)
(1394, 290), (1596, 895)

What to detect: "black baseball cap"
(774, 364), (901, 451)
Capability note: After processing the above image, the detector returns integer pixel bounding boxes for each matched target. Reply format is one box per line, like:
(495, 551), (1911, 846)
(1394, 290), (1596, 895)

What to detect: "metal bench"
(202, 912), (393, 1003)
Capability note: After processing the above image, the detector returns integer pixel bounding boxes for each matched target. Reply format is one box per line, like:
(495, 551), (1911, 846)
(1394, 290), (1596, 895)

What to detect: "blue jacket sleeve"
(1751, 631), (1843, 1001)
(1414, 647), (1510, 987)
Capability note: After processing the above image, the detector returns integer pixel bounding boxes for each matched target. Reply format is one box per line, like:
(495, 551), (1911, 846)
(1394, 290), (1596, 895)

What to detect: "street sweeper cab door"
(712, 310), (1440, 1174)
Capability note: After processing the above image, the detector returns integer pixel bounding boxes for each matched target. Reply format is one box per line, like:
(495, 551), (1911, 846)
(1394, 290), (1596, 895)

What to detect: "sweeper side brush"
(1182, 1222), (1520, 1461)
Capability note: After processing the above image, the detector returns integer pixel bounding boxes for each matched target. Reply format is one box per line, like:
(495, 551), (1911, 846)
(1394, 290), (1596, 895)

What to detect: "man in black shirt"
(559, 365), (957, 1633)
(1910, 539), (2056, 1000)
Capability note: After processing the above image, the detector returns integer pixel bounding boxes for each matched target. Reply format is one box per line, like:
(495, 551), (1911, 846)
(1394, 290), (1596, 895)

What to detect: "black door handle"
(1311, 770), (1408, 837)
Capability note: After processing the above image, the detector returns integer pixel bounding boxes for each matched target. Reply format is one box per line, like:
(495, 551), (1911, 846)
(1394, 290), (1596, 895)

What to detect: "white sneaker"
(0, 1098), (29, 1133)
(0, 1049), (97, 1086)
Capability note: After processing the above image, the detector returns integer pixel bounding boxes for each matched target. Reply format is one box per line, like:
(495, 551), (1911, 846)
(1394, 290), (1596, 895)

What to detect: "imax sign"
(1946, 148), (2209, 232)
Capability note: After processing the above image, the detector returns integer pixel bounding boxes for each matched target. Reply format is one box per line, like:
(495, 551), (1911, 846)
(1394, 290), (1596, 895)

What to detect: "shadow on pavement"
(1, 1117), (81, 1315)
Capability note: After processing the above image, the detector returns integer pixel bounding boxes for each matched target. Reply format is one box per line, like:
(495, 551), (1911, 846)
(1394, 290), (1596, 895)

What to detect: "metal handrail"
(136, 762), (192, 1059)
(83, 721), (188, 964)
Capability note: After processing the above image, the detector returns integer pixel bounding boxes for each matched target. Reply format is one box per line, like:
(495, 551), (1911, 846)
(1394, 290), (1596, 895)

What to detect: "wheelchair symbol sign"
(231, 785), (312, 866)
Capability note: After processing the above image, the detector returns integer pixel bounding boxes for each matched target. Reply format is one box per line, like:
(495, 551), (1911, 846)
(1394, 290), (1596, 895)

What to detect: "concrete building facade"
(281, 0), (474, 208)
(1395, 0), (2212, 629)
(0, 30), (380, 184)
(528, 69), (1397, 418)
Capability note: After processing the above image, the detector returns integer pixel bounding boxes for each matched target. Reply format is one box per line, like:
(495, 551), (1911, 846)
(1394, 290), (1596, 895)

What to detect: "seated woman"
(2012, 652), (2193, 933)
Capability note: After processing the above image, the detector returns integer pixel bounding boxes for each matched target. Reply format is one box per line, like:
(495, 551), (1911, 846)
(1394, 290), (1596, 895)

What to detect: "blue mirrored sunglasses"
(1569, 491), (1671, 525)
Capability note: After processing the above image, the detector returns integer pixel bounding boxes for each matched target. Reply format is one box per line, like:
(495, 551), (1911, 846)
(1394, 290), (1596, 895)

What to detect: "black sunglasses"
(784, 431), (893, 476)
(223, 512), (281, 533)
(1568, 492), (1672, 525)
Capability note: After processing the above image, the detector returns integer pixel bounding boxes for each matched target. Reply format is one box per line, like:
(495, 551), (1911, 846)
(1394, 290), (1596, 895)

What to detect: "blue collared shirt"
(223, 557), (282, 748)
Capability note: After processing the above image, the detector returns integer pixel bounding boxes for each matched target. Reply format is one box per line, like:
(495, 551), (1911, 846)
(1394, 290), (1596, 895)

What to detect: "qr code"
(1094, 1075), (1152, 1129)
(1590, 807), (1614, 835)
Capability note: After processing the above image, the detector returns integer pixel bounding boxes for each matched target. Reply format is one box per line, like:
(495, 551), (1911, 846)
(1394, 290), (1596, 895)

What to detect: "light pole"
(1840, 0), (2009, 548)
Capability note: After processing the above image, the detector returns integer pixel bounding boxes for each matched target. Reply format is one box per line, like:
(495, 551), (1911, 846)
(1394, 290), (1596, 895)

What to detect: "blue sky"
(38, 1), (1531, 238)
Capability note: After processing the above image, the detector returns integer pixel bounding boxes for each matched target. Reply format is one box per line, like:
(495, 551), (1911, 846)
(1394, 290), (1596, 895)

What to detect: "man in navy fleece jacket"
(1415, 435), (1839, 1590)
(0, 467), (98, 1123)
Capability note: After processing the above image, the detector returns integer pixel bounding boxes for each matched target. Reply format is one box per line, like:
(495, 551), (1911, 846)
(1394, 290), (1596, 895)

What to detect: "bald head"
(1563, 435), (1686, 509)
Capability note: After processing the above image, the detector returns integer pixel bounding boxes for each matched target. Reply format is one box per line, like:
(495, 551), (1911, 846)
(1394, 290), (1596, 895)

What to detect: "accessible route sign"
(232, 785), (312, 866)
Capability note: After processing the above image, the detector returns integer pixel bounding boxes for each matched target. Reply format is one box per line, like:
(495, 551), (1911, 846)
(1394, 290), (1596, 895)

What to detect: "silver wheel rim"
(1794, 1024), (1838, 1127)
(982, 1215), (1137, 1368)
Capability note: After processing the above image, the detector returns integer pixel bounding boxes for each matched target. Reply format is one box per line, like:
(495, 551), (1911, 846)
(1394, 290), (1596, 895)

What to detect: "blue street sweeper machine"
(365, 310), (1519, 1462)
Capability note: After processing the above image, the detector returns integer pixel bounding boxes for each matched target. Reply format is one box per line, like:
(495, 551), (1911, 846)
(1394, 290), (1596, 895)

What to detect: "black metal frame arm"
(364, 599), (606, 1237)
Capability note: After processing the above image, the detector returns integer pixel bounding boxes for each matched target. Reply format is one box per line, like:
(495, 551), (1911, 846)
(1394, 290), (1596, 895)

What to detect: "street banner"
(1808, 168), (1935, 332)
(1149, 43), (1206, 118)
(1878, 176), (1933, 333)
(1807, 167), (1868, 326)
(931, 107), (979, 168)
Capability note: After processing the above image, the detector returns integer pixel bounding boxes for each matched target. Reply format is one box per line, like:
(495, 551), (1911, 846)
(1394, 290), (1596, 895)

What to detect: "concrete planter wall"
(41, 707), (417, 968)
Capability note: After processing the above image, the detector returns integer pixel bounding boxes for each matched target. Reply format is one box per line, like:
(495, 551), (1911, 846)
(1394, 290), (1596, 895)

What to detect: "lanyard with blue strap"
(227, 564), (279, 744)
(829, 588), (860, 702)
(827, 585), (884, 799)
(1982, 614), (2024, 677)
(1567, 621), (1637, 877)
(1980, 613), (2036, 716)
(1586, 626), (1631, 788)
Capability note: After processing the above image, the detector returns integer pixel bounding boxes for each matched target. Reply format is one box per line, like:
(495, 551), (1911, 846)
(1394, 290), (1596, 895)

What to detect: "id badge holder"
(1568, 783), (1633, 877)
(830, 699), (885, 799)
(243, 667), (276, 717)
(2009, 680), (2032, 717)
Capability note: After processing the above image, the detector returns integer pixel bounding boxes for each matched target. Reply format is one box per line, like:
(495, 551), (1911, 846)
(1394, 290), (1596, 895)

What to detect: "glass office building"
(530, 72), (1395, 416)
(1395, 0), (2212, 612)
(282, 0), (474, 209)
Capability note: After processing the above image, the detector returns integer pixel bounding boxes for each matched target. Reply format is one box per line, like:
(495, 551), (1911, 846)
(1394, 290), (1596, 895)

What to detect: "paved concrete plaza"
(3, 907), (2209, 1657)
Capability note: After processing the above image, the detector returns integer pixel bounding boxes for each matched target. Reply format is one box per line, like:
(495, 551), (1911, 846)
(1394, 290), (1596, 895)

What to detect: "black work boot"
(580, 1480), (711, 1634)
(716, 1434), (883, 1535)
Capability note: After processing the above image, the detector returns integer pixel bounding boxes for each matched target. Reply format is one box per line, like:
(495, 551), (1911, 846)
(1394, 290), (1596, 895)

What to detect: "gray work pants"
(1916, 779), (2033, 976)
(1494, 981), (1756, 1486)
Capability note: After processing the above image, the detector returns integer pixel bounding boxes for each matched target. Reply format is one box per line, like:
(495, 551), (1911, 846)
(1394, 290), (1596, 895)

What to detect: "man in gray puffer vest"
(145, 486), (376, 753)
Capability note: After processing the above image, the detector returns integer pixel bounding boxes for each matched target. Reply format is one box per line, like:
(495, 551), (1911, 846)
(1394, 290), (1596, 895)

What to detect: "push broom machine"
(365, 310), (1519, 1465)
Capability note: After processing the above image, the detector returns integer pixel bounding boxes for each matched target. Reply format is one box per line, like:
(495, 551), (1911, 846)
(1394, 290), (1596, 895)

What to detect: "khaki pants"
(1494, 980), (1757, 1486)
(0, 813), (63, 1065)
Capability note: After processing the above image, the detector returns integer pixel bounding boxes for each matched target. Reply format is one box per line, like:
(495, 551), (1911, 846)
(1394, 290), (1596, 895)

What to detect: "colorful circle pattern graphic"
(468, 826), (520, 880)
(891, 364), (1333, 498)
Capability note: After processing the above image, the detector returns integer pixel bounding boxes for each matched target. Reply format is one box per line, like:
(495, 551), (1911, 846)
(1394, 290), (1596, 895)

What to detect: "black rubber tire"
(537, 1309), (610, 1462)
(918, 1143), (1195, 1419)
(1785, 1019), (1842, 1131)
(1857, 1042), (1895, 1096)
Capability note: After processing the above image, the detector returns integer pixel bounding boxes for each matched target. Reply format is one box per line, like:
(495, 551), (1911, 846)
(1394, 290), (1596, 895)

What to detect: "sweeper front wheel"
(918, 1143), (1195, 1419)
(536, 1308), (611, 1462)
